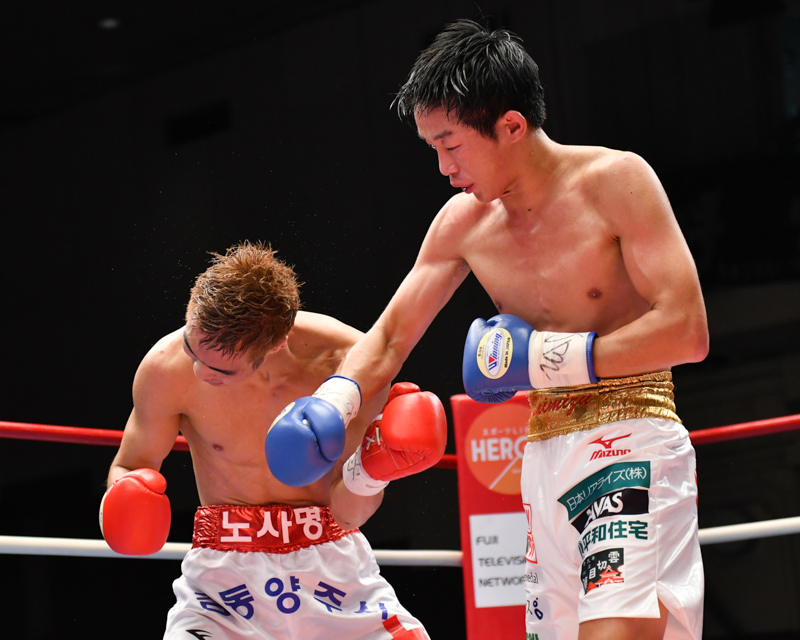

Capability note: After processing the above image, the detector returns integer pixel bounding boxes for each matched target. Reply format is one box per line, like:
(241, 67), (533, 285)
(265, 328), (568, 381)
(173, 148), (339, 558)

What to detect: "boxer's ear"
(496, 110), (527, 143)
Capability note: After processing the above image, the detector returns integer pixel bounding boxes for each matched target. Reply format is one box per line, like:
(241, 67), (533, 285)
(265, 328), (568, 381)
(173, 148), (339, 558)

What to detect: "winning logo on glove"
(476, 327), (513, 379)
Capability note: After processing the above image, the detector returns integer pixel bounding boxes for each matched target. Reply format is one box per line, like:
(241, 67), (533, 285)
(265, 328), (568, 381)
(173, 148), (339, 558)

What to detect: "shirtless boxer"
(100, 241), (446, 640)
(270, 19), (709, 640)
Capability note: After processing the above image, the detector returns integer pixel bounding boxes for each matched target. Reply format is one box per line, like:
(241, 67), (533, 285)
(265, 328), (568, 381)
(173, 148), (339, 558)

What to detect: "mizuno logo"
(186, 630), (213, 639)
(589, 434), (631, 461)
(590, 434), (631, 449)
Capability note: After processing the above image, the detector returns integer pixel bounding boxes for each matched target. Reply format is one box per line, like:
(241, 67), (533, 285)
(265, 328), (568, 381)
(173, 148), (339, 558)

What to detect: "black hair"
(393, 18), (546, 139)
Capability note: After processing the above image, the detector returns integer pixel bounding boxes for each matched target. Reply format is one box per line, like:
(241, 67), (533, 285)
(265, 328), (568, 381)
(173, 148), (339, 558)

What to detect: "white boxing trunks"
(163, 504), (428, 640)
(521, 372), (703, 640)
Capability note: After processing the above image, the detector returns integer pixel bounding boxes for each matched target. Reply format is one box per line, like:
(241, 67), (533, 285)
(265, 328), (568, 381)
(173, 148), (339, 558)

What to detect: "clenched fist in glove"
(343, 382), (447, 496)
(463, 314), (599, 402)
(100, 468), (171, 556)
(265, 376), (361, 487)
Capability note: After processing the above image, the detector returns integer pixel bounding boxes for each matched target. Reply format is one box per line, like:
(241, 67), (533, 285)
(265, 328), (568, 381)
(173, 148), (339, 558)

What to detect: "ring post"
(451, 392), (531, 639)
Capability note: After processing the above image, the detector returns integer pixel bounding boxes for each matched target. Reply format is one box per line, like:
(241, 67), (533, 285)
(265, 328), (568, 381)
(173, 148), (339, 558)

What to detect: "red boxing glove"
(343, 382), (447, 496)
(100, 468), (171, 555)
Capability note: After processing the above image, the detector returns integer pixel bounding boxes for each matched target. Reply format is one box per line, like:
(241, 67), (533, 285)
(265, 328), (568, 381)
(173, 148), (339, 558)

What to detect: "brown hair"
(186, 241), (301, 368)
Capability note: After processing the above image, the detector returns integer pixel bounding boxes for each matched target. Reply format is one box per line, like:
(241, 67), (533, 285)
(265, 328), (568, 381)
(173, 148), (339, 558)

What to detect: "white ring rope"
(0, 536), (463, 565)
(3, 516), (799, 565)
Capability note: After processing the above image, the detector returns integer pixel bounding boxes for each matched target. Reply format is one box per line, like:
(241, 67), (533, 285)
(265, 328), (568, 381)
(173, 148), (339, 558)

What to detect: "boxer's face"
(415, 107), (509, 203)
(182, 327), (255, 387)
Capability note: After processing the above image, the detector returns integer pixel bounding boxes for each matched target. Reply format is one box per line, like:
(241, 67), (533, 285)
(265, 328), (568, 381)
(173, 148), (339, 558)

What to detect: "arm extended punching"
(268, 201), (469, 487)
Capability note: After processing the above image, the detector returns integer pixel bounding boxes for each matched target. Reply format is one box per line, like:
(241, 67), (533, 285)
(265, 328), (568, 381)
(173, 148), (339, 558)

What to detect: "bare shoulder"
(139, 328), (187, 372)
(287, 311), (363, 359)
(567, 145), (651, 182)
(433, 191), (490, 231)
(579, 147), (662, 196)
(132, 328), (191, 403)
(571, 146), (672, 227)
(423, 191), (490, 264)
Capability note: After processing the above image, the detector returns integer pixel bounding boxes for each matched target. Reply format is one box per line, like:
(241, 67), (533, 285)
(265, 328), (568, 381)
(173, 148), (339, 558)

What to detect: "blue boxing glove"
(463, 315), (536, 403)
(266, 376), (361, 487)
(463, 314), (599, 403)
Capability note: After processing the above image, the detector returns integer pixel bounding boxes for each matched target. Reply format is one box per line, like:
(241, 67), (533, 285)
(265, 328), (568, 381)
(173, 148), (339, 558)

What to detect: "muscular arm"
(338, 199), (472, 401)
(107, 347), (183, 487)
(592, 153), (709, 377)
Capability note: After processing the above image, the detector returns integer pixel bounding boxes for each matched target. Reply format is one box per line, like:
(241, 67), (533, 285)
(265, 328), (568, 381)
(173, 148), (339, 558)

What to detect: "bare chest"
(184, 390), (277, 455)
(463, 206), (647, 333)
(179, 378), (327, 506)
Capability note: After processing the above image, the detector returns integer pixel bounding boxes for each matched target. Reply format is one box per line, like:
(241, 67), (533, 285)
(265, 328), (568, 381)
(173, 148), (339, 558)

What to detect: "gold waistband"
(527, 371), (680, 442)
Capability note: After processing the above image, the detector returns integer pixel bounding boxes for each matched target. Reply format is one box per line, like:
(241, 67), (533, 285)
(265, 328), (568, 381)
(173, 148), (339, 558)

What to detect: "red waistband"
(192, 504), (354, 553)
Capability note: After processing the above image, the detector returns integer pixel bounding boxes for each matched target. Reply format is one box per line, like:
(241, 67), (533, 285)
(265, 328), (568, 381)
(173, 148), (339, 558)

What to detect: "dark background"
(2, 0), (800, 638)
